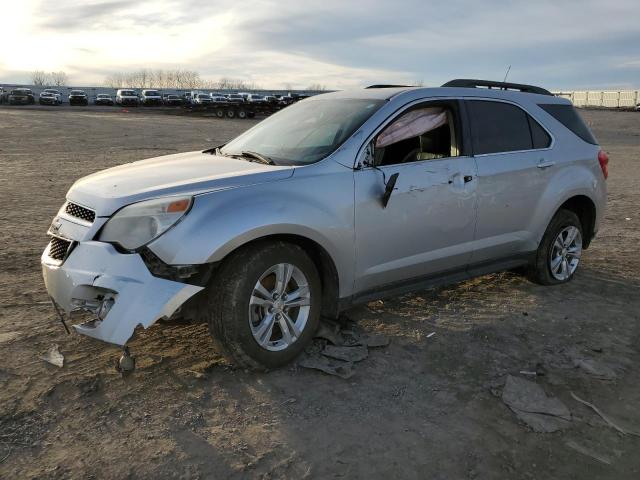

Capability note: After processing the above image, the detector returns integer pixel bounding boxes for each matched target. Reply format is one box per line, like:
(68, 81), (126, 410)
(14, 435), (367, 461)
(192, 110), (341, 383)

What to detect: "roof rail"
(441, 79), (552, 96)
(365, 84), (415, 89)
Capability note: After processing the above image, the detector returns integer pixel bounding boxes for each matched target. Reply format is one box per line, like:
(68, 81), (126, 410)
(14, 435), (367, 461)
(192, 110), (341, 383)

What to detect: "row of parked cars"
(0, 87), (307, 107)
(0, 87), (92, 106)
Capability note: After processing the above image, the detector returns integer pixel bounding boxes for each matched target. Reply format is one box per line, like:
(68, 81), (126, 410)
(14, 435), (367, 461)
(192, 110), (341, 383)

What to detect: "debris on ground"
(519, 363), (546, 377)
(298, 355), (355, 379)
(501, 375), (571, 432)
(314, 321), (343, 345)
(573, 358), (617, 380)
(322, 345), (368, 363)
(301, 319), (389, 378)
(570, 392), (640, 437)
(40, 344), (64, 368)
(358, 333), (390, 348)
(426, 332), (436, 338)
(565, 440), (612, 465)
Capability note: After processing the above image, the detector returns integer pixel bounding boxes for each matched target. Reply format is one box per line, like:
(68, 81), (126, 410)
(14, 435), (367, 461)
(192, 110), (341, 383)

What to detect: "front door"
(353, 100), (478, 295)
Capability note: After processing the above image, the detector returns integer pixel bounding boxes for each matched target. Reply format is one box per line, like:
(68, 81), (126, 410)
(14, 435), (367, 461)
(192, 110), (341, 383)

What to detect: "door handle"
(448, 174), (473, 185)
(537, 160), (555, 169)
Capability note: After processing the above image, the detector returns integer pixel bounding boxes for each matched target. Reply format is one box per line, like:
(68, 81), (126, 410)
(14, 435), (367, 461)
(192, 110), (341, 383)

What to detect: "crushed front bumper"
(42, 241), (203, 346)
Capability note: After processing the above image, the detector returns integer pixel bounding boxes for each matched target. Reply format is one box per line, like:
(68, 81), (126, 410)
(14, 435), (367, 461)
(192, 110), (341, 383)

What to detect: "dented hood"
(67, 150), (294, 216)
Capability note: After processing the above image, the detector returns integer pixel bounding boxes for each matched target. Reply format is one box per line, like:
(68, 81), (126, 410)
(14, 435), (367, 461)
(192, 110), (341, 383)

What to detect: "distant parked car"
(140, 89), (163, 106)
(226, 93), (245, 104)
(182, 92), (192, 104)
(95, 94), (115, 106)
(39, 92), (61, 106)
(247, 94), (267, 104)
(8, 88), (35, 105)
(635, 103), (640, 112)
(193, 93), (213, 105)
(40, 89), (63, 105)
(0, 87), (7, 104)
(116, 89), (140, 106)
(163, 94), (183, 106)
(69, 90), (88, 106)
(210, 94), (228, 103)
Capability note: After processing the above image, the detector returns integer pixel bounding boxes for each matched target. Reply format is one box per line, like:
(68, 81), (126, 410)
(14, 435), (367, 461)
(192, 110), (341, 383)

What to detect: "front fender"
(147, 165), (355, 297)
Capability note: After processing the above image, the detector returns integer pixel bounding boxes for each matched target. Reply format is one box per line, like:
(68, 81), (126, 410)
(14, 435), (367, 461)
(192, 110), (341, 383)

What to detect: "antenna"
(503, 65), (512, 83)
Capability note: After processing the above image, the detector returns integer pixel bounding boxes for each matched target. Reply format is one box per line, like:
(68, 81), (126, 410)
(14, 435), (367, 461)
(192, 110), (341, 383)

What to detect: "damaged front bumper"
(42, 241), (203, 346)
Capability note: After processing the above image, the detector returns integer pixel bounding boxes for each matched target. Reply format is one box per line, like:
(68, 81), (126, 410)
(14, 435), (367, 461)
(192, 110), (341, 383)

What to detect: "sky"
(0, 0), (639, 90)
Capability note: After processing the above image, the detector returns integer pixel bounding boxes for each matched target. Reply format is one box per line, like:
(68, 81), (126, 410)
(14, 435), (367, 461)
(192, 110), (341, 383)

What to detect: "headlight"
(99, 196), (192, 250)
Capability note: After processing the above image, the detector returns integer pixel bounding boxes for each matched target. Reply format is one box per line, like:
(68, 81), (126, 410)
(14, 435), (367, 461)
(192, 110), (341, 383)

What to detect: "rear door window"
(467, 100), (533, 154)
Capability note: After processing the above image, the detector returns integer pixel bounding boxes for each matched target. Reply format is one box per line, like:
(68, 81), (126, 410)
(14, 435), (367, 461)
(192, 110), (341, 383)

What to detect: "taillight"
(598, 150), (609, 179)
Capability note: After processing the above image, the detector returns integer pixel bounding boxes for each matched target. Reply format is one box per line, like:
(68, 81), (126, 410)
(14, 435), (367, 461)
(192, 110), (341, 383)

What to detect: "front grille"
(49, 237), (73, 261)
(65, 202), (95, 223)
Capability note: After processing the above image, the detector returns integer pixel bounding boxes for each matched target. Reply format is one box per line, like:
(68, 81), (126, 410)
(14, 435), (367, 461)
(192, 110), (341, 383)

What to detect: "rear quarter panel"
(528, 103), (606, 244)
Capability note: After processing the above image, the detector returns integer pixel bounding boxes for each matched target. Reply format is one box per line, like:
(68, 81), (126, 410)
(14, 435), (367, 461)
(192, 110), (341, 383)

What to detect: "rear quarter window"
(538, 104), (597, 145)
(528, 116), (551, 149)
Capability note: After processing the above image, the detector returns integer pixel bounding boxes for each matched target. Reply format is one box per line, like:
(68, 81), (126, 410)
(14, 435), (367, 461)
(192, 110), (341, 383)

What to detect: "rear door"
(465, 99), (553, 263)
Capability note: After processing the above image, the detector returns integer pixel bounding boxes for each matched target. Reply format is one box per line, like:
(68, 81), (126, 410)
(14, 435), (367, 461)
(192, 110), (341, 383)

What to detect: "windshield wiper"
(240, 151), (276, 165)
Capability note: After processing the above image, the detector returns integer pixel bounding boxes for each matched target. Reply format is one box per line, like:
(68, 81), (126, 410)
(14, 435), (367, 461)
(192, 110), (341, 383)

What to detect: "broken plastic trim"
(139, 247), (216, 286)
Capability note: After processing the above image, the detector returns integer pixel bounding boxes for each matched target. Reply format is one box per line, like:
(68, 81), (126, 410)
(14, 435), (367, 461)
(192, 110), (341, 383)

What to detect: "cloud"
(1, 0), (639, 89)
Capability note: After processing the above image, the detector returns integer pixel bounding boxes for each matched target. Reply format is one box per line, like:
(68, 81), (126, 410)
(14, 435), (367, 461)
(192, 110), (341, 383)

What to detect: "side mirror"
(382, 173), (399, 208)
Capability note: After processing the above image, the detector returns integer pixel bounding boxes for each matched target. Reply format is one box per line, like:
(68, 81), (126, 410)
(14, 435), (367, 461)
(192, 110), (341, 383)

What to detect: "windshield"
(221, 98), (384, 165)
(44, 89), (59, 94)
(11, 89), (30, 94)
(70, 91), (84, 95)
(198, 94), (209, 99)
(97, 94), (109, 98)
(144, 91), (159, 96)
(120, 90), (136, 96)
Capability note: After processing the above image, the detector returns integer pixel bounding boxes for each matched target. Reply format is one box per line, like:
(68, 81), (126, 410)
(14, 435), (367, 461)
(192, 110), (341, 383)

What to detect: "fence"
(553, 90), (639, 108)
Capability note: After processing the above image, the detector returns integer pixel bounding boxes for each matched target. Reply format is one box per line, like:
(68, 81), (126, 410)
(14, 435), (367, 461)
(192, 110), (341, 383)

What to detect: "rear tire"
(199, 241), (322, 370)
(528, 209), (583, 285)
(226, 109), (236, 119)
(215, 108), (225, 118)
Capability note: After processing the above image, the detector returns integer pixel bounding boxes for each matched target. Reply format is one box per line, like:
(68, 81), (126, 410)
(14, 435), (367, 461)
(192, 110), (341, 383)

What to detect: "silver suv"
(42, 79), (608, 370)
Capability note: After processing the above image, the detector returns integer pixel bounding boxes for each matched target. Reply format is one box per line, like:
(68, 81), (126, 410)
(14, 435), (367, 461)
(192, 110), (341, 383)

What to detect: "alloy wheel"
(549, 226), (582, 281)
(248, 263), (311, 351)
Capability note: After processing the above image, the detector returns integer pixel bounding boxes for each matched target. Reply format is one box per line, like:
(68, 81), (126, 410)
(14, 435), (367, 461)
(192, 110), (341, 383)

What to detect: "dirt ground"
(0, 107), (638, 479)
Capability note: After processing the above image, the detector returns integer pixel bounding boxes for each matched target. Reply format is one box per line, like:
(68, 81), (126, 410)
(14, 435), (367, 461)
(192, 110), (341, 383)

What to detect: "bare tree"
(102, 68), (211, 90)
(31, 70), (48, 86)
(307, 83), (327, 91)
(49, 71), (68, 87)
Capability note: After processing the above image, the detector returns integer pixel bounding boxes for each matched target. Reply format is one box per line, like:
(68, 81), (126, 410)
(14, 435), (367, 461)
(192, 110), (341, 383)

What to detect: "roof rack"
(441, 79), (552, 96)
(365, 84), (415, 89)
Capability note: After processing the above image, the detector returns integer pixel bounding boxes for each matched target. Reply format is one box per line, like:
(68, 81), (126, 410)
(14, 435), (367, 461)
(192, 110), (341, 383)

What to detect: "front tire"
(199, 241), (322, 370)
(529, 209), (583, 285)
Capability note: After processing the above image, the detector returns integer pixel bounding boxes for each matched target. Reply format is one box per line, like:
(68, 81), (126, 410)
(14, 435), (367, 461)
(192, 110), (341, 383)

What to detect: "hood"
(67, 151), (295, 216)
